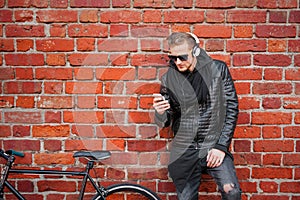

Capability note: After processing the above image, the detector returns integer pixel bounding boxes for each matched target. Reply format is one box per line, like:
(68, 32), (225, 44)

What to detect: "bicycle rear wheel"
(93, 183), (160, 200)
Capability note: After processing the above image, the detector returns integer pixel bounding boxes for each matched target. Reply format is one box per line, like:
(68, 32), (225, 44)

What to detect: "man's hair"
(167, 32), (196, 50)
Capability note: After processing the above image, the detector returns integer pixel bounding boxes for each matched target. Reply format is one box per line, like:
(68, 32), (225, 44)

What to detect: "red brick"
(128, 111), (153, 123)
(268, 40), (287, 52)
(15, 10), (33, 22)
(79, 10), (98, 23)
(252, 167), (293, 179)
(16, 96), (35, 108)
(254, 140), (294, 152)
(65, 139), (103, 151)
(112, 0), (131, 7)
(68, 24), (108, 37)
(260, 181), (279, 193)
(44, 82), (63, 94)
(70, 0), (110, 8)
(269, 11), (287, 23)
(77, 38), (95, 51)
(74, 68), (93, 80)
(97, 96), (137, 109)
(66, 82), (102, 94)
(71, 125), (94, 137)
(17, 39), (33, 51)
(111, 54), (129, 66)
(234, 140), (251, 152)
(195, 0), (235, 8)
(256, 25), (296, 38)
(35, 153), (74, 165)
(49, 24), (66, 37)
(0, 67), (14, 79)
(205, 10), (224, 23)
(50, 0), (68, 8)
(0, 125), (11, 137)
(227, 10), (267, 23)
(227, 39), (266, 52)
(96, 125), (136, 138)
(263, 154), (282, 165)
(128, 167), (168, 180)
(288, 40), (300, 52)
(143, 10), (162, 23)
(258, 0), (297, 8)
(37, 96), (73, 109)
(253, 82), (293, 94)
(101, 10), (141, 23)
(105, 110), (126, 123)
(236, 0), (256, 7)
(15, 68), (33, 80)
(131, 25), (169, 37)
(254, 54), (292, 66)
(234, 25), (253, 38)
(126, 82), (160, 95)
(235, 82), (251, 95)
(107, 167), (126, 179)
(262, 97), (282, 109)
(36, 39), (74, 52)
(4, 112), (42, 123)
(4, 140), (40, 151)
(128, 140), (166, 152)
(36, 68), (72, 80)
(164, 10), (204, 23)
(233, 54), (251, 66)
(252, 112), (292, 124)
(5, 54), (44, 66)
(96, 67), (135, 81)
(13, 125), (30, 137)
(239, 181), (257, 193)
(63, 111), (104, 124)
(286, 68), (300, 80)
(262, 126), (282, 138)
(194, 25), (231, 38)
(283, 126), (300, 138)
(77, 96), (96, 109)
(283, 97), (300, 109)
(141, 39), (161, 52)
(131, 54), (168, 66)
(32, 125), (70, 137)
(68, 54), (108, 66)
(133, 0), (172, 8)
(238, 96), (260, 110)
(98, 39), (138, 52)
(280, 182), (300, 192)
(283, 154), (300, 166)
(139, 126), (158, 139)
(5, 25), (45, 37)
(230, 68), (262, 80)
(138, 68), (157, 80)
(234, 126), (261, 138)
(110, 24), (129, 37)
(4, 81), (42, 94)
(45, 111), (62, 123)
(0, 10), (13, 22)
(36, 10), (77, 23)
(289, 10), (300, 23)
(46, 54), (66, 66)
(0, 39), (14, 51)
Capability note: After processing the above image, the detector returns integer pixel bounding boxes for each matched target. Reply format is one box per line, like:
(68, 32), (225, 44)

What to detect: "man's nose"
(175, 58), (182, 64)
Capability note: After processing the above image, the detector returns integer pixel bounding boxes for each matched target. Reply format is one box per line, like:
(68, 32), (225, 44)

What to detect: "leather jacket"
(155, 49), (239, 158)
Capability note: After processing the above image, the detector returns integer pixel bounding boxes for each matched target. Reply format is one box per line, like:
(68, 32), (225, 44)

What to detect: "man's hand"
(153, 94), (170, 115)
(207, 148), (225, 168)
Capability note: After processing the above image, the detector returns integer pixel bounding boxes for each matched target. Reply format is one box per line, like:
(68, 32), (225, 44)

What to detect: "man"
(153, 32), (241, 200)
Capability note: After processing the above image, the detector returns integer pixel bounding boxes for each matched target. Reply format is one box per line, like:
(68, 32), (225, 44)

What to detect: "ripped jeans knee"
(221, 183), (242, 200)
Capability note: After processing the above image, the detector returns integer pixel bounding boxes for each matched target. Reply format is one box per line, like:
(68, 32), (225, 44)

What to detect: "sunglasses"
(168, 54), (189, 62)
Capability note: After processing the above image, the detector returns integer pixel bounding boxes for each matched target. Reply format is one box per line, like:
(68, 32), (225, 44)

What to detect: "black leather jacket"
(155, 49), (239, 158)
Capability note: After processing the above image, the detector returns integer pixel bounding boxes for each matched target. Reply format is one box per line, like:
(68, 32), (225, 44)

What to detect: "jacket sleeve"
(214, 62), (239, 153)
(154, 75), (172, 128)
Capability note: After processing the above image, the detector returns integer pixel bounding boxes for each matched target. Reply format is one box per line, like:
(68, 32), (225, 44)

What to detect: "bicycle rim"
(93, 183), (160, 200)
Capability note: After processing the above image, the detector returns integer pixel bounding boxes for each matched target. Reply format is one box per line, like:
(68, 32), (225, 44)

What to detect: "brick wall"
(0, 0), (299, 199)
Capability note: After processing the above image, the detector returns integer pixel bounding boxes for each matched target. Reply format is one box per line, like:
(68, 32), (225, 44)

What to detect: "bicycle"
(0, 149), (161, 200)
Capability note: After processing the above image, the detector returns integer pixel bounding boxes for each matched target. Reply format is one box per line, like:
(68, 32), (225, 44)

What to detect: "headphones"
(187, 32), (201, 57)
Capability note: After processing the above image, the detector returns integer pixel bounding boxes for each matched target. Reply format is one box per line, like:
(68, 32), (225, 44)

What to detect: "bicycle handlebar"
(0, 149), (24, 160)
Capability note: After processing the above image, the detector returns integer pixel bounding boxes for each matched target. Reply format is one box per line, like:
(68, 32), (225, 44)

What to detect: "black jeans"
(176, 155), (241, 200)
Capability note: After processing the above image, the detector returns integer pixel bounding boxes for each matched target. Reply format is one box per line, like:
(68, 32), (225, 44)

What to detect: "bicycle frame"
(1, 159), (106, 200)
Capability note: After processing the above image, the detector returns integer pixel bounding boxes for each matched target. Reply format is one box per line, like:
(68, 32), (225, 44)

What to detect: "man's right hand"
(153, 94), (170, 115)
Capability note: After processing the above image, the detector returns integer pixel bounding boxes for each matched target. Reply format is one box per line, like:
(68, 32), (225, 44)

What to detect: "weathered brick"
(0, 10), (13, 22)
(256, 25), (296, 38)
(131, 54), (168, 66)
(128, 111), (153, 123)
(262, 97), (282, 109)
(133, 0), (172, 8)
(44, 82), (63, 94)
(97, 96), (137, 109)
(230, 68), (262, 80)
(0, 67), (14, 79)
(253, 82), (293, 94)
(36, 39), (74, 52)
(98, 39), (138, 52)
(206, 10), (225, 23)
(49, 24), (66, 37)
(50, 0), (68, 8)
(96, 125), (136, 138)
(15, 68), (33, 80)
(195, 0), (235, 8)
(70, 0), (110, 8)
(101, 10), (141, 23)
(17, 39), (34, 52)
(46, 54), (66, 66)
(6, 25), (45, 37)
(5, 54), (44, 66)
(264, 67), (283, 80)
(63, 111), (104, 124)
(66, 82), (103, 94)
(36, 68), (72, 80)
(32, 125), (70, 137)
(96, 67), (135, 80)
(37, 96), (73, 109)
(143, 10), (162, 23)
(227, 39), (266, 52)
(0, 125), (11, 137)
(79, 10), (98, 22)
(252, 167), (293, 179)
(68, 54), (108, 66)
(4, 81), (42, 94)
(252, 112), (292, 124)
(68, 24), (108, 37)
(233, 25), (253, 38)
(112, 0), (131, 7)
(36, 10), (77, 23)
(4, 112), (42, 123)
(34, 153), (74, 165)
(269, 11), (287, 23)
(164, 10), (204, 23)
(254, 54), (291, 66)
(15, 10), (33, 22)
(289, 10), (300, 23)
(0, 96), (14, 108)
(16, 96), (35, 108)
(227, 10), (267, 23)
(194, 25), (232, 38)
(288, 40), (300, 52)
(268, 39), (287, 52)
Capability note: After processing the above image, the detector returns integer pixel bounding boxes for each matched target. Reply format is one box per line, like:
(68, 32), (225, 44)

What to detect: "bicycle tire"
(92, 183), (160, 200)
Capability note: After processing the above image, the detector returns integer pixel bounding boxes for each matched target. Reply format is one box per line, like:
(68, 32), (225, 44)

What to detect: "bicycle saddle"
(73, 151), (111, 160)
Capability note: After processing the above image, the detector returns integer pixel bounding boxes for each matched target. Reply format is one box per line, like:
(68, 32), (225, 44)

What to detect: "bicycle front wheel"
(93, 183), (160, 200)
